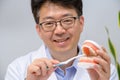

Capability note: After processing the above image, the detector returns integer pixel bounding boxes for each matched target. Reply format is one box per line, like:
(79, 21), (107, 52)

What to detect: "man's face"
(36, 3), (84, 54)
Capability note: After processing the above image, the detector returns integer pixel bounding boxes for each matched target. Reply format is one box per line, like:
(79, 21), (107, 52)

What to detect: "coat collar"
(31, 44), (90, 80)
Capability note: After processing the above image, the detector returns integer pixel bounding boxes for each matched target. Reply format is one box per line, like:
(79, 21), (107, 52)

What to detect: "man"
(5, 0), (118, 80)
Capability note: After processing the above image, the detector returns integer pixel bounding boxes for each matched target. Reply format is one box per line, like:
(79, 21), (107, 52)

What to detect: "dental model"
(78, 40), (102, 69)
(81, 40), (102, 56)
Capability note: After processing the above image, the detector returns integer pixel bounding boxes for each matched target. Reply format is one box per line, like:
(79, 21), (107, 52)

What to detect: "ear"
(79, 16), (84, 31)
(36, 24), (42, 38)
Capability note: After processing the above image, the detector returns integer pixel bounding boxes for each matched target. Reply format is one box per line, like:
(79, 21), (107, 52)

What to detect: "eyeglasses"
(39, 16), (79, 32)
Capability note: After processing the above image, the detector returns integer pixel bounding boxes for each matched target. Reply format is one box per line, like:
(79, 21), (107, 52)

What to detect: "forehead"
(38, 2), (78, 20)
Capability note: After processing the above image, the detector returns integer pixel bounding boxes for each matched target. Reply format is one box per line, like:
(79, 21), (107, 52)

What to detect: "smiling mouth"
(54, 37), (70, 43)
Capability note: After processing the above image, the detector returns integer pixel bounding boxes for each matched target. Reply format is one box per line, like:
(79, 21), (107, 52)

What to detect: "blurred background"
(0, 0), (120, 80)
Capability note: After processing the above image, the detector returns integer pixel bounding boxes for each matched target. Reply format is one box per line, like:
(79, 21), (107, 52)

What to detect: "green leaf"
(108, 37), (117, 62)
(105, 27), (117, 62)
(117, 62), (120, 80)
(119, 11), (120, 28)
(105, 26), (109, 36)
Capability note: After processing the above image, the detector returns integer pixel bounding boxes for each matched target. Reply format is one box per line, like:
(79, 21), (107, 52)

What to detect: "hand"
(26, 58), (59, 80)
(87, 47), (111, 80)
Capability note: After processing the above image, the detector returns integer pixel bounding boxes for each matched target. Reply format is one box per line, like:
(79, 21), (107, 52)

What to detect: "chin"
(52, 46), (74, 53)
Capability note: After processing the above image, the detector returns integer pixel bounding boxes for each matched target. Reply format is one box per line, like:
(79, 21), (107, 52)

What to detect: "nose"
(53, 22), (66, 35)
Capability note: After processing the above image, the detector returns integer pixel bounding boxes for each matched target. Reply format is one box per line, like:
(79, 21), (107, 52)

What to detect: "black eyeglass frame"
(39, 16), (80, 32)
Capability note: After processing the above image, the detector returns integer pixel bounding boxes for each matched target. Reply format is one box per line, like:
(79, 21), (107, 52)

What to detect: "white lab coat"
(5, 45), (118, 80)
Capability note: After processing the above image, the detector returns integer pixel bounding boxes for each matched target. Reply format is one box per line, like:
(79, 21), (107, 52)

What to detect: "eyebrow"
(42, 14), (74, 21)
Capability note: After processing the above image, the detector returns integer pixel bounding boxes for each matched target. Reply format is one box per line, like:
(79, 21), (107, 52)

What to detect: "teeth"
(55, 39), (66, 42)
(55, 38), (68, 42)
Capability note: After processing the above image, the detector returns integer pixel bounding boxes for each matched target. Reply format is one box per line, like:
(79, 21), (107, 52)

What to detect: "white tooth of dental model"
(78, 40), (102, 69)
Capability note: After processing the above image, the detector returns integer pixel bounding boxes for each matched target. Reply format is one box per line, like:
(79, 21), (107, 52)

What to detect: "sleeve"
(5, 58), (27, 80)
(4, 49), (41, 80)
(110, 64), (119, 80)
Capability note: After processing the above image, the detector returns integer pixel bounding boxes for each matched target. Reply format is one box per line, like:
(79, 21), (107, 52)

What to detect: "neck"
(49, 46), (79, 70)
(49, 46), (79, 62)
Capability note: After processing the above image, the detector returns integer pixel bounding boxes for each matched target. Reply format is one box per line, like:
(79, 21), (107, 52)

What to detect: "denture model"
(78, 40), (102, 69)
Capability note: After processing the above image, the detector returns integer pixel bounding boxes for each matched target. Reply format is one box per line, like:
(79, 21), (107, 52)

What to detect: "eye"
(44, 21), (54, 27)
(62, 18), (73, 24)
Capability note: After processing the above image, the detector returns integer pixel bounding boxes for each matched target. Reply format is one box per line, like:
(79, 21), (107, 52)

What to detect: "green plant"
(105, 11), (120, 80)
(118, 11), (120, 28)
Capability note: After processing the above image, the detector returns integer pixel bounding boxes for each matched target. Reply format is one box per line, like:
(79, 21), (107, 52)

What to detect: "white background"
(0, 0), (120, 80)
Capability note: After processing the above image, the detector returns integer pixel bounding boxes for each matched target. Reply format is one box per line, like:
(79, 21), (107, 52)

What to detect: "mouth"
(53, 37), (70, 43)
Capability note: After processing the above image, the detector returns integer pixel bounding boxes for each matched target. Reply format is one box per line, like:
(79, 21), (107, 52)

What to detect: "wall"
(0, 0), (120, 80)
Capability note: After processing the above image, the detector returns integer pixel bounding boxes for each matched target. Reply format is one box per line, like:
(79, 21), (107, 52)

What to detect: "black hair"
(31, 0), (83, 24)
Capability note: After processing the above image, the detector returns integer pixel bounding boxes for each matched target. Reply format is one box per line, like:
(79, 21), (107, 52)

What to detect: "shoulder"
(8, 44), (46, 68)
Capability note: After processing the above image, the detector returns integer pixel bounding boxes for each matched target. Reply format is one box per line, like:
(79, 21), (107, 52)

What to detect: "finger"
(28, 64), (41, 76)
(33, 58), (51, 71)
(31, 58), (59, 76)
(40, 59), (59, 70)
(94, 64), (106, 78)
(38, 59), (58, 76)
(41, 59), (53, 70)
(40, 59), (59, 77)
(33, 60), (48, 76)
(39, 61), (48, 76)
(93, 57), (110, 73)
(96, 49), (111, 64)
(101, 46), (107, 52)
(50, 59), (60, 64)
(50, 59), (60, 67)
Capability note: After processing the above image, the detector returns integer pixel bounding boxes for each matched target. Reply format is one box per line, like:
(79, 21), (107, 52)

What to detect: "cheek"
(71, 25), (82, 37)
(76, 24), (83, 37)
(41, 32), (52, 41)
(71, 25), (83, 43)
